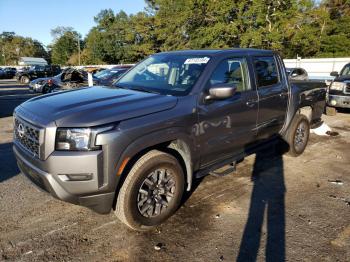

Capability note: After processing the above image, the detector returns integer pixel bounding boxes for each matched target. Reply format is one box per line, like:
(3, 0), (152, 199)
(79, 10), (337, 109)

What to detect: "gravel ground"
(0, 79), (349, 261)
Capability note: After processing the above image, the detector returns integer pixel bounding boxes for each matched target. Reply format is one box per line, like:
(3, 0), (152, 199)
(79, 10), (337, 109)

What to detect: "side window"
(209, 57), (250, 92)
(253, 56), (279, 87)
(295, 69), (304, 76)
(341, 65), (350, 76)
(291, 69), (301, 77)
(37, 66), (45, 72)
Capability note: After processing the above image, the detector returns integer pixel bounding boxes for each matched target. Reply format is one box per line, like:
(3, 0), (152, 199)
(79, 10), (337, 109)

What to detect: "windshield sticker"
(184, 57), (210, 65)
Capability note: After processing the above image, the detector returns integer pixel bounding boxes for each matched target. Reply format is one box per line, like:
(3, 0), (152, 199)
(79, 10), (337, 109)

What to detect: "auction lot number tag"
(184, 57), (210, 64)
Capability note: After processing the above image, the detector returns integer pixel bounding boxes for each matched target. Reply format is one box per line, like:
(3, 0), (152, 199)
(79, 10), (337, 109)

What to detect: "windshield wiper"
(114, 84), (160, 94)
(130, 86), (160, 94)
(114, 84), (130, 90)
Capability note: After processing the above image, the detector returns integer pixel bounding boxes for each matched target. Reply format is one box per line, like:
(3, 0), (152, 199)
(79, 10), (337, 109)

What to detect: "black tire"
(285, 114), (310, 157)
(42, 85), (48, 94)
(115, 150), (185, 231)
(325, 106), (337, 116)
(21, 76), (30, 84)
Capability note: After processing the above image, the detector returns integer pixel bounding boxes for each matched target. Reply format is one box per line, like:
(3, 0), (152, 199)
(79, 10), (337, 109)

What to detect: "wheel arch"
(299, 105), (313, 122)
(112, 130), (197, 209)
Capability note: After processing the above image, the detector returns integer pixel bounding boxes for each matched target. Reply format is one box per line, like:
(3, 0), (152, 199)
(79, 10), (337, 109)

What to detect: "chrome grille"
(345, 84), (350, 94)
(14, 117), (41, 157)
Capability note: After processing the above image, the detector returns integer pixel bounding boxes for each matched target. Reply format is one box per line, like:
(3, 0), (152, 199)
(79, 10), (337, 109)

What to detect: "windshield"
(116, 54), (210, 96)
(340, 64), (350, 76)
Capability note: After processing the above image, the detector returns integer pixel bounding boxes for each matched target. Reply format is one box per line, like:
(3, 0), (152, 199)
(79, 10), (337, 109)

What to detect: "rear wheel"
(115, 150), (185, 231)
(21, 76), (30, 84)
(285, 114), (310, 157)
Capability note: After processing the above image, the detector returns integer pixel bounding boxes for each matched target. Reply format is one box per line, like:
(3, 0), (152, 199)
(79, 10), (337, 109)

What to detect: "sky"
(0, 0), (146, 46)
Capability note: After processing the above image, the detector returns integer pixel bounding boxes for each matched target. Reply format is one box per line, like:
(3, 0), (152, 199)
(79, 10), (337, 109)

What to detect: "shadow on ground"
(0, 80), (37, 118)
(337, 108), (350, 114)
(237, 146), (286, 261)
(0, 142), (19, 182)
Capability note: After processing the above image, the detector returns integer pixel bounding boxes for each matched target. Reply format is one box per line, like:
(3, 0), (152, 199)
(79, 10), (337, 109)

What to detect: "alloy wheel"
(137, 168), (176, 218)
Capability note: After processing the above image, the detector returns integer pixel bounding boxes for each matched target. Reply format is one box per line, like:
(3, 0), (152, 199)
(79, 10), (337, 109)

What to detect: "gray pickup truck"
(13, 49), (326, 230)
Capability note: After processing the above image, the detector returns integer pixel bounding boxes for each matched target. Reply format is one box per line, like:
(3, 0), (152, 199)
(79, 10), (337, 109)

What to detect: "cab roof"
(155, 48), (275, 56)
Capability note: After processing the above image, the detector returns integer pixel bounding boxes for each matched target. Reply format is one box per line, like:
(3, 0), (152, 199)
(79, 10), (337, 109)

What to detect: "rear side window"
(209, 57), (250, 92)
(253, 56), (279, 87)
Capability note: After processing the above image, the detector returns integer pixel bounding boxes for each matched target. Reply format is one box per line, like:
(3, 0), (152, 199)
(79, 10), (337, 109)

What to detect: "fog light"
(330, 100), (337, 106)
(67, 173), (93, 181)
(59, 173), (93, 181)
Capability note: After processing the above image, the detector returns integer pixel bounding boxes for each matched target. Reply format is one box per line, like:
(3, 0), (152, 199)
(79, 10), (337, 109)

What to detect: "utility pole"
(2, 46), (6, 65)
(77, 35), (81, 66)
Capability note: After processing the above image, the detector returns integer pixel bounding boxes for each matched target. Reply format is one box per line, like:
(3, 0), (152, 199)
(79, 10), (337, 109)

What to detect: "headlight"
(330, 82), (346, 91)
(35, 83), (42, 89)
(55, 126), (113, 151)
(35, 80), (45, 89)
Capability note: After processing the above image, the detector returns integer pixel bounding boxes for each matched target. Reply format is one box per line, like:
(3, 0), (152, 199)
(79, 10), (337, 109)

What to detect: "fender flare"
(280, 85), (300, 137)
(115, 127), (198, 191)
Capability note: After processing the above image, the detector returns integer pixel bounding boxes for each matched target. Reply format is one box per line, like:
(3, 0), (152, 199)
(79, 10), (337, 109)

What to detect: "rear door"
(197, 56), (258, 167)
(253, 55), (288, 139)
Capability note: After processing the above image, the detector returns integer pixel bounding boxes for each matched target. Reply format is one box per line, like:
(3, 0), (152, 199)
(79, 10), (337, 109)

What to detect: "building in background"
(18, 57), (48, 66)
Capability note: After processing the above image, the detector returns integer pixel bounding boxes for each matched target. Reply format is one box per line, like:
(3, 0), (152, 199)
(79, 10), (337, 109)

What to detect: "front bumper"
(327, 94), (350, 108)
(28, 83), (42, 93)
(13, 144), (115, 214)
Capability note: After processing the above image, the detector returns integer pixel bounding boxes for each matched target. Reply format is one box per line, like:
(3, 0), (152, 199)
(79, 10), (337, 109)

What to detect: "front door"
(197, 57), (258, 167)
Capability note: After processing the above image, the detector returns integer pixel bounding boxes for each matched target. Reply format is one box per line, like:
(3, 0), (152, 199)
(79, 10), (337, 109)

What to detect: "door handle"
(246, 100), (257, 107)
(279, 92), (288, 98)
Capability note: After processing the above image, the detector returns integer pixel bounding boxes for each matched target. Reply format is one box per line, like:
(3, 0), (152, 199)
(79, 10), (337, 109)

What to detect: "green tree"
(82, 10), (130, 64)
(83, 9), (153, 64)
(317, 0), (350, 57)
(50, 27), (82, 65)
(50, 0), (350, 64)
(0, 31), (48, 65)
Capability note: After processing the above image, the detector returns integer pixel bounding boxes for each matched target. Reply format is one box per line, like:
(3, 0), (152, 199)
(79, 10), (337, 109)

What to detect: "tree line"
(1, 0), (349, 66)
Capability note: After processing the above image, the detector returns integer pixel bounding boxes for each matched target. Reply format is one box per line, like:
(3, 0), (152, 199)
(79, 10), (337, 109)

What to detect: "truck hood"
(19, 86), (178, 127)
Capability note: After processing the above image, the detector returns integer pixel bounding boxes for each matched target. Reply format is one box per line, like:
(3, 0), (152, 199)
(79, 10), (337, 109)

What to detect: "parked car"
(0, 67), (17, 79)
(30, 66), (133, 93)
(326, 63), (350, 115)
(286, 67), (309, 81)
(29, 68), (90, 93)
(13, 49), (326, 230)
(16, 65), (61, 84)
(94, 65), (133, 86)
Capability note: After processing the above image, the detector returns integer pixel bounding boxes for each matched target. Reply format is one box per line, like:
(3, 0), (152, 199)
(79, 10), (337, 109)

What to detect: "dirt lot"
(0, 79), (349, 261)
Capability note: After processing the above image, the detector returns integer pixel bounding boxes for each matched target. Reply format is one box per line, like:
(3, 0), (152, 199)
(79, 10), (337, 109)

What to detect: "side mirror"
(205, 84), (236, 100)
(330, 71), (339, 77)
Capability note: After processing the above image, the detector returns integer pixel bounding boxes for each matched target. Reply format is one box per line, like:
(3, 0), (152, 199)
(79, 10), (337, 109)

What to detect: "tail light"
(48, 79), (53, 86)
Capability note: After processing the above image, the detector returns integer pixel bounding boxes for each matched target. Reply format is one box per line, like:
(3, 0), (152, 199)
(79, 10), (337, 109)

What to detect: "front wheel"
(285, 114), (310, 157)
(115, 150), (185, 231)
